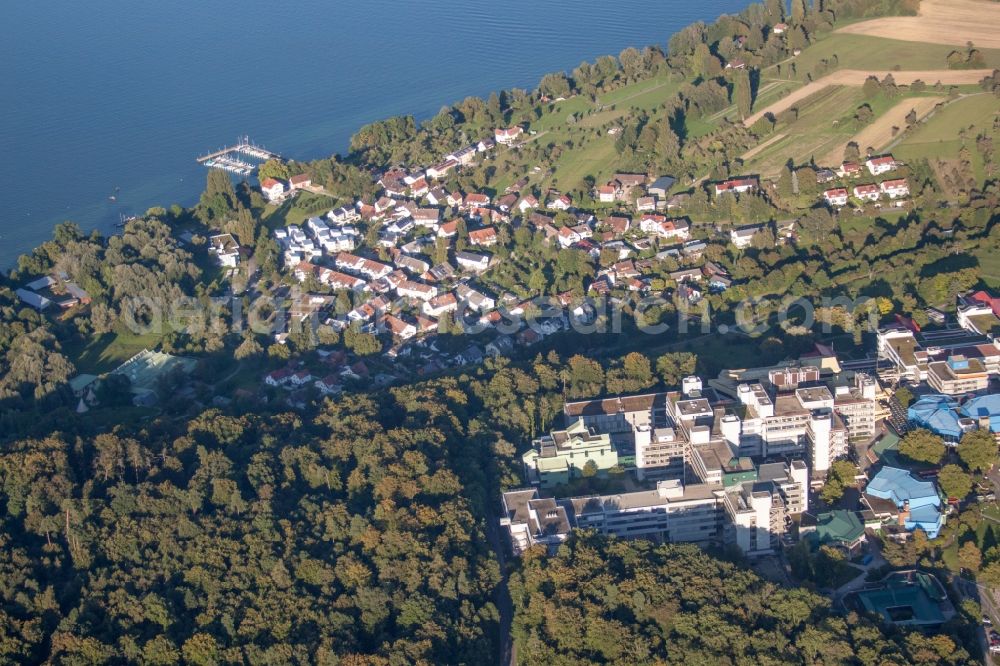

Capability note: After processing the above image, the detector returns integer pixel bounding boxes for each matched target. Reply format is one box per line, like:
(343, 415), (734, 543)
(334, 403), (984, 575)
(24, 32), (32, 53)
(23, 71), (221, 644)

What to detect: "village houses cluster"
(819, 155), (910, 209)
(222, 123), (788, 391)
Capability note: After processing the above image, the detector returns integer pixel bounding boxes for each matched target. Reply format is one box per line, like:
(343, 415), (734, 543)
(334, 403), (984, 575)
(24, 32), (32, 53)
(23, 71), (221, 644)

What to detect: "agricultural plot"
(836, 0), (1000, 49)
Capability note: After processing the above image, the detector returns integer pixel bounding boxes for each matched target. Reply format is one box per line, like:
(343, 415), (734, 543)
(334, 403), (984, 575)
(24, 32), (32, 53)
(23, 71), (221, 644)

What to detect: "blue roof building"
(960, 394), (1000, 433)
(908, 394), (963, 440)
(866, 466), (943, 538)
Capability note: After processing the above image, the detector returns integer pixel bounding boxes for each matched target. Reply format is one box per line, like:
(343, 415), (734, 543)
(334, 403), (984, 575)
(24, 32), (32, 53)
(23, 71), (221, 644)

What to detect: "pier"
(196, 136), (282, 176)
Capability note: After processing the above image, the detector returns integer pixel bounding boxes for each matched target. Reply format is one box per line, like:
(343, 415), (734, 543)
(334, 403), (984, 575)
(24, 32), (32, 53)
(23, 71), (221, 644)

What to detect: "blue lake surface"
(1, 0), (748, 268)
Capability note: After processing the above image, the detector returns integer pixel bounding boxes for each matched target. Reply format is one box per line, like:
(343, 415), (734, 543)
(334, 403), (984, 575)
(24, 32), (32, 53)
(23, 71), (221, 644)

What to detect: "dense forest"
(510, 532), (974, 665)
(0, 386), (501, 664)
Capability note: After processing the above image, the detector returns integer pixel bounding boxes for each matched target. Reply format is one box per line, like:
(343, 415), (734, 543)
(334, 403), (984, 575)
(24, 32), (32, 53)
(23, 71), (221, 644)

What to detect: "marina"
(196, 137), (282, 176)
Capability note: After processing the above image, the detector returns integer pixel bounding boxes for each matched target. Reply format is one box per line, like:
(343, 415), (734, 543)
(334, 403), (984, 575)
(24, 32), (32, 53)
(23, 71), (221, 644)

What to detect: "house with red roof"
(469, 226), (499, 247)
(598, 184), (618, 203)
(495, 127), (524, 145)
(967, 291), (1000, 318)
(866, 155), (897, 176)
(265, 368), (293, 387)
(260, 178), (285, 202)
(853, 184), (880, 202)
(714, 177), (758, 196)
(823, 188), (849, 207)
(880, 179), (909, 198)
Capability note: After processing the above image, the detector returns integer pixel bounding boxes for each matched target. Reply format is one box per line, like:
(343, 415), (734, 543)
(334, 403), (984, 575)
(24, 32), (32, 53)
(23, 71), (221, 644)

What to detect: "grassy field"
(896, 94), (1000, 146)
(892, 93), (999, 186)
(743, 85), (957, 175)
(491, 74), (687, 196)
(262, 191), (339, 229)
(743, 85), (864, 175)
(768, 33), (1000, 82)
(974, 247), (1000, 289)
(66, 327), (167, 375)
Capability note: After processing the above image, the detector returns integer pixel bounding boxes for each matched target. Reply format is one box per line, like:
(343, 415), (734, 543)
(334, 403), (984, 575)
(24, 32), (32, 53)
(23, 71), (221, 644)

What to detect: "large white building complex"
(504, 359), (879, 557)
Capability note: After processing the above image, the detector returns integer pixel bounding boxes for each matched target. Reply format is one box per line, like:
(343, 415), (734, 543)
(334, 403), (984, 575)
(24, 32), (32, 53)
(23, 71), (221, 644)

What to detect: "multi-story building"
(568, 480), (723, 544)
(833, 373), (879, 441)
(500, 489), (571, 555)
(927, 355), (990, 395)
(957, 302), (1000, 337)
(721, 460), (809, 556)
(730, 381), (848, 477)
(522, 419), (618, 488)
(502, 455), (809, 557)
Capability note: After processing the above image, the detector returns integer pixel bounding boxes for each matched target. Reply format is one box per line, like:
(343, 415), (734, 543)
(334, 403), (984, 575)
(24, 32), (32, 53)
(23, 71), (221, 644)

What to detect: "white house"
(635, 196), (657, 212)
(328, 205), (360, 225)
(265, 368), (293, 387)
(208, 233), (240, 267)
(424, 293), (458, 317)
(853, 184), (881, 202)
(880, 179), (909, 199)
(427, 159), (458, 180)
(865, 155), (896, 176)
(517, 195), (538, 213)
(548, 194), (572, 211)
(714, 177), (758, 196)
(598, 184), (618, 203)
(314, 375), (342, 396)
(260, 178), (286, 202)
(456, 283), (495, 311)
(730, 225), (762, 249)
(823, 188), (849, 207)
(455, 251), (491, 273)
(396, 279), (438, 301)
(557, 227), (581, 248)
(495, 127), (523, 145)
(382, 314), (417, 340)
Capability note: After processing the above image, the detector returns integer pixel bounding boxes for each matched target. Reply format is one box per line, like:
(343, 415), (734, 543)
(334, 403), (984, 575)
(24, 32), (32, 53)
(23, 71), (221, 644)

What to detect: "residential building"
(823, 188), (849, 207)
(730, 225), (762, 249)
(208, 233), (240, 267)
(714, 177), (758, 196)
(598, 184), (618, 202)
(455, 251), (491, 273)
(866, 155), (897, 176)
(423, 293), (458, 317)
(838, 161), (863, 178)
(381, 314), (417, 340)
(495, 126), (523, 145)
(880, 179), (909, 198)
(289, 174), (312, 190)
(853, 184), (880, 201)
(455, 283), (495, 311)
(468, 227), (498, 247)
(260, 178), (285, 202)
(396, 279), (438, 301)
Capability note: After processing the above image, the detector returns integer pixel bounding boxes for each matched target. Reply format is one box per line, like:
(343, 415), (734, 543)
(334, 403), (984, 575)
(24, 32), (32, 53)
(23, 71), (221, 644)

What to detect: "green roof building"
(523, 419), (617, 488)
(806, 509), (867, 554)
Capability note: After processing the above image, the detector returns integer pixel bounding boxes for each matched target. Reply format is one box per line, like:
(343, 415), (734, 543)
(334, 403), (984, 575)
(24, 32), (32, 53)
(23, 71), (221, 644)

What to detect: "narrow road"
(484, 512), (516, 666)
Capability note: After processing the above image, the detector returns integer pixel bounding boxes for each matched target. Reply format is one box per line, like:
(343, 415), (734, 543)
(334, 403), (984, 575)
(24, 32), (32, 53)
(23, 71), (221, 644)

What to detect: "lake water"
(1, 0), (748, 268)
